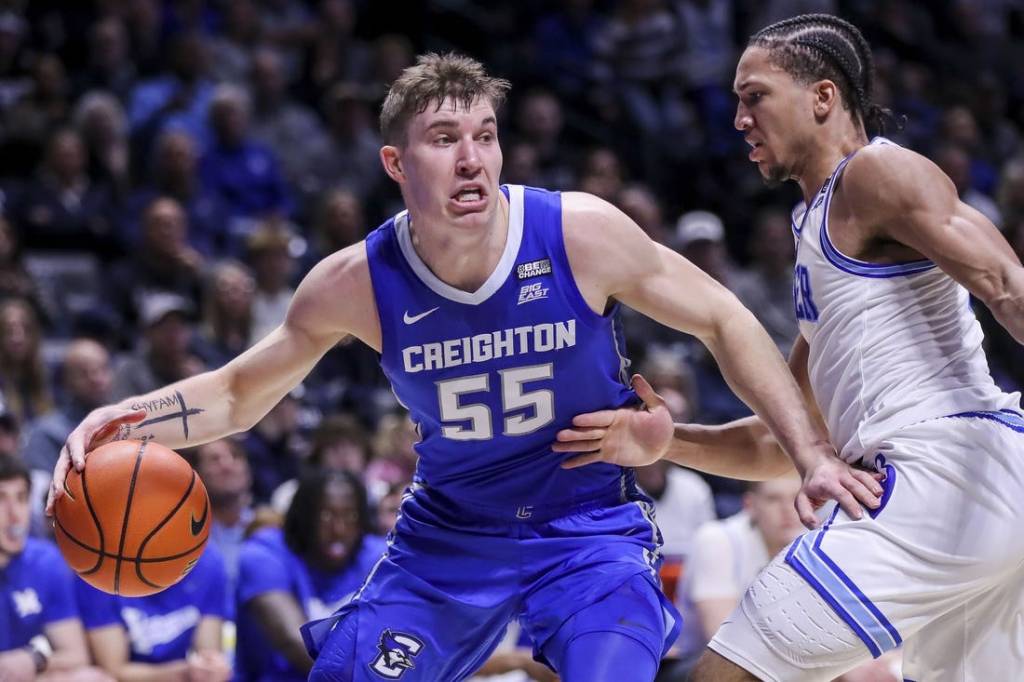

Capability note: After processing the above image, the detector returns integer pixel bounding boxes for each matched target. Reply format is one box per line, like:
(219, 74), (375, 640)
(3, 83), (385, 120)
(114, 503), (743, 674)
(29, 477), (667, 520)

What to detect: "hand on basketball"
(554, 374), (673, 469)
(796, 454), (884, 529)
(45, 406), (147, 516)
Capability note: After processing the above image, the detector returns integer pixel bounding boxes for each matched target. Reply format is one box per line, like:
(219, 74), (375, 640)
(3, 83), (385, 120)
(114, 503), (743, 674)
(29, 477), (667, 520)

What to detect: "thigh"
(521, 498), (681, 666)
(306, 555), (514, 682)
(903, 559), (1024, 681)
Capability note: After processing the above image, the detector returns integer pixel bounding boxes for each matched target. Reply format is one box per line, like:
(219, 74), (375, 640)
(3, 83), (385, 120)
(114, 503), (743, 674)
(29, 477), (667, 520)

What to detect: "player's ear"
(813, 79), (839, 119)
(381, 146), (404, 183)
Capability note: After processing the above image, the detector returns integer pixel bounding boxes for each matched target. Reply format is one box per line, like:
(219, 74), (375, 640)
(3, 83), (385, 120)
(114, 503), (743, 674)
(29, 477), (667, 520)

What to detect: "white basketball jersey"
(791, 137), (1017, 460)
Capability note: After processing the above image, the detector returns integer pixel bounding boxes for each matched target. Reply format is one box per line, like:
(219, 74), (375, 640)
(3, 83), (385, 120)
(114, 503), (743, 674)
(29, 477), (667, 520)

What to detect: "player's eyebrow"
(733, 79), (765, 95)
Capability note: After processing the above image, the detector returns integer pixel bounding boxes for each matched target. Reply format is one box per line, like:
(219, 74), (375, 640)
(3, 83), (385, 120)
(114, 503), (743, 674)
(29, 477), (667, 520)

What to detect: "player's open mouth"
(748, 141), (764, 161)
(450, 186), (487, 212)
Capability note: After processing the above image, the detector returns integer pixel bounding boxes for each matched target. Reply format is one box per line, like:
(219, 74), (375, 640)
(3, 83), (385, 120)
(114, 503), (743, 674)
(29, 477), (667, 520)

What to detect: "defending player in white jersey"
(557, 13), (1024, 682)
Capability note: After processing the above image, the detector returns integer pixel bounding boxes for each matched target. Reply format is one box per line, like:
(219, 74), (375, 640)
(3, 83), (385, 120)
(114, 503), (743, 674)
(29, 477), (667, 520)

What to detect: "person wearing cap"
(111, 293), (205, 400)
(673, 210), (737, 286)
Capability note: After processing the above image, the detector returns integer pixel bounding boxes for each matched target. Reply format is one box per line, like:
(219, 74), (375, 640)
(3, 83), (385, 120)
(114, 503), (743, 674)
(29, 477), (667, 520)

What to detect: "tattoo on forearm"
(134, 390), (205, 440)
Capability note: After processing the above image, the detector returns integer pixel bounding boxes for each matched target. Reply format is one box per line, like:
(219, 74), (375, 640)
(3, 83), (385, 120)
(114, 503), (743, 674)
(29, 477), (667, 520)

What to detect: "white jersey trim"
(394, 184), (525, 305)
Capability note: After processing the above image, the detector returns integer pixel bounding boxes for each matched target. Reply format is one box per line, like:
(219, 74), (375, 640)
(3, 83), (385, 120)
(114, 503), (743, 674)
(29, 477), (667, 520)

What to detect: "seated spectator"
(111, 293), (204, 399)
(9, 128), (117, 255)
(186, 438), (256, 594)
(0, 298), (52, 424)
(0, 456), (110, 680)
(21, 338), (113, 535)
(0, 215), (44, 319)
(365, 412), (419, 502)
(74, 17), (136, 102)
(3, 53), (71, 157)
(123, 131), (228, 258)
(249, 47), (329, 203)
(245, 220), (298, 343)
(73, 91), (131, 199)
(199, 84), (293, 251)
(127, 31), (215, 157)
(270, 413), (373, 514)
(241, 391), (308, 502)
(236, 470), (385, 680)
(76, 545), (231, 681)
(192, 260), (256, 369)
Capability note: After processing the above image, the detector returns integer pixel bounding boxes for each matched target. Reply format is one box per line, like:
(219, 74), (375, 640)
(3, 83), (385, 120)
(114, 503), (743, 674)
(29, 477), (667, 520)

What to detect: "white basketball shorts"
(709, 409), (1024, 681)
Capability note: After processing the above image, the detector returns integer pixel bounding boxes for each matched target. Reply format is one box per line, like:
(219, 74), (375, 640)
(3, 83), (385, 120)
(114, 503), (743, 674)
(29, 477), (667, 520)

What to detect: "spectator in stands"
(111, 292), (204, 399)
(375, 480), (405, 535)
(109, 196), (206, 333)
(531, 0), (605, 99)
(616, 183), (671, 245)
(76, 545), (231, 681)
(731, 208), (799, 354)
(513, 89), (576, 190)
(305, 82), (383, 205)
(0, 298), (51, 424)
(73, 91), (131, 199)
(297, 0), (372, 103)
(307, 188), (364, 264)
(236, 469), (385, 680)
(3, 53), (71, 155)
(933, 143), (1002, 228)
(127, 31), (215, 155)
(193, 260), (256, 369)
(75, 17), (136, 103)
(188, 437), (255, 596)
(0, 456), (109, 681)
(365, 412), (419, 502)
(271, 413), (373, 514)
(10, 127), (117, 255)
(249, 47), (329, 205)
(199, 84), (293, 249)
(997, 157), (1024, 227)
(246, 220), (298, 344)
(0, 215), (43, 316)
(21, 338), (112, 533)
(576, 146), (624, 201)
(208, 0), (262, 85)
(125, 131), (226, 257)
(241, 391), (308, 502)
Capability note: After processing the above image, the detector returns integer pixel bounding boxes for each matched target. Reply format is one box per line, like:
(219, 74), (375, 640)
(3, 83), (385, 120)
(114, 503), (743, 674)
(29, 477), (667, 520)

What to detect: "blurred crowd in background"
(0, 0), (1022, 680)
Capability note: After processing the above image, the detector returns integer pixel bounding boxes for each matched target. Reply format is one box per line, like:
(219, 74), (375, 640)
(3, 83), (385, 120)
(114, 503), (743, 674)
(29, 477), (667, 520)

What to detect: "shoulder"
(841, 143), (956, 224)
(287, 241), (378, 344)
(560, 191), (659, 281)
(20, 538), (64, 571)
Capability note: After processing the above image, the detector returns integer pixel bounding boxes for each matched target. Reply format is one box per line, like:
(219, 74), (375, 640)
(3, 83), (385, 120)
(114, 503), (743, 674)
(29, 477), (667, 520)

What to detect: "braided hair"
(750, 14), (900, 135)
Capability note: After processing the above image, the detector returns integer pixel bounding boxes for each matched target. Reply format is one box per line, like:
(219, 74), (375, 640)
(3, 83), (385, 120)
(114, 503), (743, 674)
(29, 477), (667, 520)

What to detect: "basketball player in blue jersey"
(47, 53), (881, 681)
(556, 14), (1024, 682)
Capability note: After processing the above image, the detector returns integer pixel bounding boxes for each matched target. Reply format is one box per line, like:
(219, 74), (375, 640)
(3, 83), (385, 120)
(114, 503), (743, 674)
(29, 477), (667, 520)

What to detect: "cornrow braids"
(751, 14), (901, 135)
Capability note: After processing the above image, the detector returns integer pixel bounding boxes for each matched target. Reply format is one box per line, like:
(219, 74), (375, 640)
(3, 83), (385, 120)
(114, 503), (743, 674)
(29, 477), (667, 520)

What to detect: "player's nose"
(456, 140), (482, 175)
(734, 104), (752, 131)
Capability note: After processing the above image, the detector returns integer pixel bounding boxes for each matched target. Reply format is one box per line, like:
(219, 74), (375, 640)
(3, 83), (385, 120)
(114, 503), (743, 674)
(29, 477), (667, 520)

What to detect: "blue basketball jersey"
(74, 544), (229, 664)
(1, 538), (79, 651)
(366, 185), (637, 512)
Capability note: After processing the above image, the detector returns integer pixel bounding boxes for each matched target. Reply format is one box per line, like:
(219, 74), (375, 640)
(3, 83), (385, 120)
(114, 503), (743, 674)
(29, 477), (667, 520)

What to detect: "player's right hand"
(45, 406), (147, 516)
(554, 374), (673, 469)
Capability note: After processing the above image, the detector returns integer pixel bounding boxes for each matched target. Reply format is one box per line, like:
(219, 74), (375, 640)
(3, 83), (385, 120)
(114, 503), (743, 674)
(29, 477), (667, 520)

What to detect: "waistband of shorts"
(944, 408), (1024, 432)
(409, 477), (642, 523)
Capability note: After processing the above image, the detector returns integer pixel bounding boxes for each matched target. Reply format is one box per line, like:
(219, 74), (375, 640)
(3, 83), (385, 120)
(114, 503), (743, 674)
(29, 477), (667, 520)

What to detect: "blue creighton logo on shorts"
(370, 629), (424, 679)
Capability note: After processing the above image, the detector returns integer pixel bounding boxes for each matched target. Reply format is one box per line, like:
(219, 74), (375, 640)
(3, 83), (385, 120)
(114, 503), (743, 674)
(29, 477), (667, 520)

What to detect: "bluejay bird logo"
(369, 629), (424, 679)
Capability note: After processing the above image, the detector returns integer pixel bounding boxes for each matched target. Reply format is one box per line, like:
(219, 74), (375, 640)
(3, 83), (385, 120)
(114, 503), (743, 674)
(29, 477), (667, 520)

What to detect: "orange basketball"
(54, 439), (210, 596)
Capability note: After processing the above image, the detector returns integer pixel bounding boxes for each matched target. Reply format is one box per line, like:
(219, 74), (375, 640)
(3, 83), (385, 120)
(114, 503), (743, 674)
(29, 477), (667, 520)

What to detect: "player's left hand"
(796, 454), (884, 529)
(554, 374), (673, 469)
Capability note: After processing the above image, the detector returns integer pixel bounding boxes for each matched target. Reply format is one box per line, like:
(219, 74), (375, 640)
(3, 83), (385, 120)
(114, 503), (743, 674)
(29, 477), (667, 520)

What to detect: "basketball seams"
(134, 470), (199, 589)
(80, 464), (106, 560)
(113, 440), (148, 594)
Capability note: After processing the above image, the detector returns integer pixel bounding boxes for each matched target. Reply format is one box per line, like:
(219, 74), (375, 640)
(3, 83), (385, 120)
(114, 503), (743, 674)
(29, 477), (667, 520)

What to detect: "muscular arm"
(562, 193), (832, 474)
(50, 245), (380, 510)
(843, 144), (1024, 343)
(246, 591), (313, 674)
(120, 246), (378, 447)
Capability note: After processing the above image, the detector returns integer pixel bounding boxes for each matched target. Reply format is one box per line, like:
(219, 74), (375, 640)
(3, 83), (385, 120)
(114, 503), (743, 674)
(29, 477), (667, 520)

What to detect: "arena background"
(0, 1), (1021, 680)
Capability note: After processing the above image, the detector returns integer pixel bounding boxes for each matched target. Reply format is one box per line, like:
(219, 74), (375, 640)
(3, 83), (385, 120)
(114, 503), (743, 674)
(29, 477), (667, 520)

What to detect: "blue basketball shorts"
(301, 485), (681, 681)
